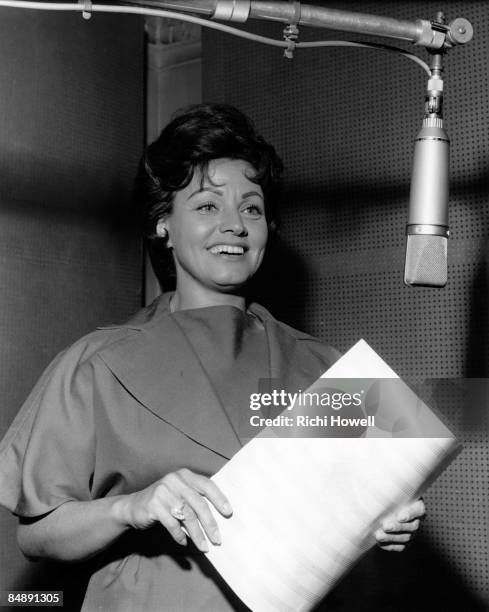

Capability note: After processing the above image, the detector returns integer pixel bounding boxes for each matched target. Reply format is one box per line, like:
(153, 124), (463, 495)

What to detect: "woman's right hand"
(119, 468), (233, 552)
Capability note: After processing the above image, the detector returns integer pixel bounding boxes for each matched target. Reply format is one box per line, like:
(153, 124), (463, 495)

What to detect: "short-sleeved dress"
(0, 293), (340, 612)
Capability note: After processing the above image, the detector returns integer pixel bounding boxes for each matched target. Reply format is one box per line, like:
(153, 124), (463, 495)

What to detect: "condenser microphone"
(404, 116), (450, 287)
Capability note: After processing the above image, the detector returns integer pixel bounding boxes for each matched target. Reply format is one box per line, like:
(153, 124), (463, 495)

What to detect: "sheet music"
(207, 340), (460, 612)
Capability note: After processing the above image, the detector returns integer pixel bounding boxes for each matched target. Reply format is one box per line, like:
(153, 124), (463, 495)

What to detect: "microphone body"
(404, 117), (450, 287)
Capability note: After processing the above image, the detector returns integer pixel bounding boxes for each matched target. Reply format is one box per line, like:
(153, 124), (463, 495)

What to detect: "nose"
(218, 207), (248, 236)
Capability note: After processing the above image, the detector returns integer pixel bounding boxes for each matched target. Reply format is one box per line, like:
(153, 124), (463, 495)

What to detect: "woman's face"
(162, 158), (268, 297)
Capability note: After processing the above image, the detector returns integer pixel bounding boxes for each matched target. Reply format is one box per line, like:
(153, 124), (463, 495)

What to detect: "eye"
(197, 202), (218, 213)
(241, 203), (264, 217)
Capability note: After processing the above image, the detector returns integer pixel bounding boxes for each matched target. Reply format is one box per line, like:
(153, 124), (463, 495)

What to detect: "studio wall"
(0, 8), (144, 609)
(203, 1), (488, 610)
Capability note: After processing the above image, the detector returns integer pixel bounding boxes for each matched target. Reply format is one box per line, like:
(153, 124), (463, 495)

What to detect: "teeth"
(209, 245), (245, 255)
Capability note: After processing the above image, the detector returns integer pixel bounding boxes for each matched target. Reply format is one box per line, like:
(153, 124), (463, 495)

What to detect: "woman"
(0, 104), (424, 611)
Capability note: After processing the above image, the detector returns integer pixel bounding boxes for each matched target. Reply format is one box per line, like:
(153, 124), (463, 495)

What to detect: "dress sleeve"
(0, 341), (96, 518)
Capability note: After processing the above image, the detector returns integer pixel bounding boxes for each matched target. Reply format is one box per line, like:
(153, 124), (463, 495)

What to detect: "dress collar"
(97, 293), (330, 459)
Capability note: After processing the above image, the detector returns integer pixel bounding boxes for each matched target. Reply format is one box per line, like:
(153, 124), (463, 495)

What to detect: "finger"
(396, 499), (426, 523)
(378, 544), (406, 553)
(178, 503), (210, 553)
(180, 487), (221, 547)
(154, 507), (188, 546)
(178, 469), (233, 517)
(381, 518), (420, 533)
(375, 529), (413, 545)
(162, 473), (217, 549)
(151, 486), (188, 546)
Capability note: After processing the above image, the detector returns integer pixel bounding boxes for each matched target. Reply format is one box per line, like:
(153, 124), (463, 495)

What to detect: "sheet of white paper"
(207, 340), (460, 612)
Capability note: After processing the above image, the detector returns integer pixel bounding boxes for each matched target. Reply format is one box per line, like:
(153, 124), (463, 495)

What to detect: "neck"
(171, 285), (247, 312)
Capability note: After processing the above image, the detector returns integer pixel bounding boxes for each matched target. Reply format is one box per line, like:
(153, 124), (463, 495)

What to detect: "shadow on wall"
(463, 158), (489, 380)
(316, 535), (488, 612)
(249, 236), (311, 331)
(466, 240), (489, 379)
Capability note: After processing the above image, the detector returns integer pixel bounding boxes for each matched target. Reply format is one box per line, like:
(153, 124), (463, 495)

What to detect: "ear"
(156, 218), (172, 247)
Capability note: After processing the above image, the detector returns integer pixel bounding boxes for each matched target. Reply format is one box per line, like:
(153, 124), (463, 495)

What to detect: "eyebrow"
(187, 186), (223, 200)
(187, 188), (263, 201)
(242, 191), (264, 200)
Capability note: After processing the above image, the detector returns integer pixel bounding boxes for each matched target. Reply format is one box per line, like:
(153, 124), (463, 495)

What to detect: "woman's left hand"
(375, 498), (426, 552)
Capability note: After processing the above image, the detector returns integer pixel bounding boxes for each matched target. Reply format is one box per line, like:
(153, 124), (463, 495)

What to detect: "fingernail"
(223, 502), (233, 515)
(179, 535), (187, 546)
(213, 531), (222, 546)
(398, 512), (409, 522)
(384, 522), (395, 532)
(199, 540), (209, 553)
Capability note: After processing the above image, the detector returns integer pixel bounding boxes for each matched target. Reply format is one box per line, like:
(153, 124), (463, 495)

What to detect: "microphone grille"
(422, 117), (444, 129)
(404, 234), (447, 287)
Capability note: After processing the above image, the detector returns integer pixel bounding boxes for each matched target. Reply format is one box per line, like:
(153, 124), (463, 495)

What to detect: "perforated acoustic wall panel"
(204, 2), (488, 610)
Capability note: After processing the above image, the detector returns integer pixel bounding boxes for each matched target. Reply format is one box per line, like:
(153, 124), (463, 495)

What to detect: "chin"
(213, 282), (248, 294)
(211, 276), (250, 293)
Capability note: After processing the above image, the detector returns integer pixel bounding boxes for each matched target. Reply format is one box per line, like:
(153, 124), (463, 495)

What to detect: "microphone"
(404, 68), (450, 287)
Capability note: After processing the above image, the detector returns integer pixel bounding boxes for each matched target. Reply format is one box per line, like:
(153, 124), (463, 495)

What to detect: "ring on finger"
(170, 502), (187, 521)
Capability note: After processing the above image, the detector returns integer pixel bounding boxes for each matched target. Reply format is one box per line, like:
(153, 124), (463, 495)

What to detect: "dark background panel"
(203, 1), (489, 609)
(0, 7), (144, 609)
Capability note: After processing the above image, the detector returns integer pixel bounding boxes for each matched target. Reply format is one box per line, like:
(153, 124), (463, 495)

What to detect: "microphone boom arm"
(127, 0), (473, 49)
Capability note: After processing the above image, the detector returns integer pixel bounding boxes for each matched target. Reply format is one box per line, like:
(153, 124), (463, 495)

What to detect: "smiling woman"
(0, 103), (425, 612)
(159, 158), (269, 309)
(136, 103), (281, 296)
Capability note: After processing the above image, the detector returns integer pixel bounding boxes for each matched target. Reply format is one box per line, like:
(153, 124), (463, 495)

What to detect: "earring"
(156, 221), (168, 239)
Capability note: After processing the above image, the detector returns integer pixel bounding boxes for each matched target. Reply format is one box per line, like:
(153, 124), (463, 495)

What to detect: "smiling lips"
(209, 244), (246, 255)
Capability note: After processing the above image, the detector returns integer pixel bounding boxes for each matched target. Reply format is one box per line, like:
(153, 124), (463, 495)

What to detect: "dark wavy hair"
(134, 103), (283, 287)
